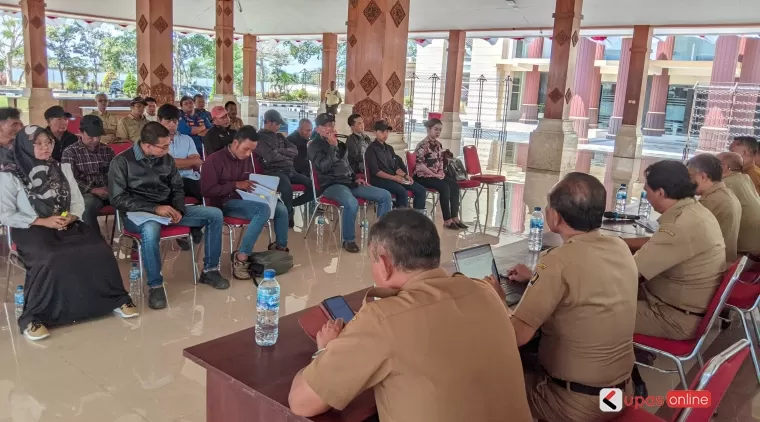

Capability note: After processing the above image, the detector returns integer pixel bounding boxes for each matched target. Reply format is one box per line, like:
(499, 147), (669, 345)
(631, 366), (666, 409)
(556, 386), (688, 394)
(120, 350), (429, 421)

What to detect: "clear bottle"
(255, 269), (280, 347)
(638, 191), (651, 219)
(128, 263), (141, 299)
(528, 207), (544, 252)
(14, 285), (23, 318)
(360, 216), (369, 247)
(615, 184), (628, 214)
(316, 215), (325, 252)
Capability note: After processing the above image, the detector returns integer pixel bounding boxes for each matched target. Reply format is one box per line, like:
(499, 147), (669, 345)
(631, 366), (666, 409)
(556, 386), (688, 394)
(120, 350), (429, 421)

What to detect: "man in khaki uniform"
(688, 153), (742, 264)
(91, 93), (119, 144)
(719, 152), (760, 256)
(289, 209), (532, 422)
(505, 173), (638, 422)
(729, 136), (760, 194)
(116, 97), (148, 142)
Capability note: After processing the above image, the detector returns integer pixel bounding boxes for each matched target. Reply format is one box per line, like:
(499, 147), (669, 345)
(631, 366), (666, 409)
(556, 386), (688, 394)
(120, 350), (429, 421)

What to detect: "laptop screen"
(453, 245), (499, 280)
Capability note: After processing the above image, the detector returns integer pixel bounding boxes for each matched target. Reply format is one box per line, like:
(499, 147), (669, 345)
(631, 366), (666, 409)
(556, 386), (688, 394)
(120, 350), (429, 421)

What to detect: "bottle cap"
(621, 183), (627, 187)
(263, 269), (276, 279)
(534, 206), (541, 211)
(16, 285), (23, 290)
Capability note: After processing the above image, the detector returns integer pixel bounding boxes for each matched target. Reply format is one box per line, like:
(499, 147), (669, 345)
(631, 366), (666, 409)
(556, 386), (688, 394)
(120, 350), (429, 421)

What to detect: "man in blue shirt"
(178, 95), (211, 158)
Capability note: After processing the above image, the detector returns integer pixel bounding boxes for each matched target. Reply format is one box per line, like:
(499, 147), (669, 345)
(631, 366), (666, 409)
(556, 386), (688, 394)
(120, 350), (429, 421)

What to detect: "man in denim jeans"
(307, 113), (392, 253)
(109, 122), (229, 310)
(200, 125), (290, 279)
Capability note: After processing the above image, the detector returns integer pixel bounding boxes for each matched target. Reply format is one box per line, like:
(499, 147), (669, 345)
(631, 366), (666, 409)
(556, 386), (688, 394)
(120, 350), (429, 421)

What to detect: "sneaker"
(176, 238), (191, 251)
(190, 227), (204, 245)
(24, 321), (50, 341)
(232, 256), (252, 280)
(199, 270), (231, 289)
(148, 287), (167, 310)
(342, 241), (360, 253)
(113, 302), (140, 319)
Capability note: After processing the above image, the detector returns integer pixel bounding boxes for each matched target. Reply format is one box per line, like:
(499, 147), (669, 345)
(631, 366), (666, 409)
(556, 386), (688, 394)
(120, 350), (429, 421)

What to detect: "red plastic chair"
(633, 256), (748, 388)
(303, 160), (367, 239)
(405, 151), (439, 217)
(724, 258), (760, 383)
(462, 145), (507, 229)
(69, 116), (82, 135)
(613, 339), (750, 422)
(108, 142), (133, 156)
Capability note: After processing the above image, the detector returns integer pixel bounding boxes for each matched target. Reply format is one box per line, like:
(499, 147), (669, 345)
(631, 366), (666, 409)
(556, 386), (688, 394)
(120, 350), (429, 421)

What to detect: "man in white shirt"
(324, 81), (342, 115)
(144, 97), (158, 122)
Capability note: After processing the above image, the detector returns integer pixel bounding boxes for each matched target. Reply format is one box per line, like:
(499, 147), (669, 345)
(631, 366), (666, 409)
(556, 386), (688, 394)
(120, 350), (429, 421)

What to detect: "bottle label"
(530, 219), (543, 229)
(257, 292), (280, 310)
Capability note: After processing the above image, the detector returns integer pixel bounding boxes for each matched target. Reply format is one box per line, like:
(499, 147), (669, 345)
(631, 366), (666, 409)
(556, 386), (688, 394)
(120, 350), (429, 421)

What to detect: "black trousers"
(326, 104), (339, 114)
(183, 178), (203, 202)
(414, 176), (460, 220)
(371, 178), (427, 210)
(273, 171), (314, 218)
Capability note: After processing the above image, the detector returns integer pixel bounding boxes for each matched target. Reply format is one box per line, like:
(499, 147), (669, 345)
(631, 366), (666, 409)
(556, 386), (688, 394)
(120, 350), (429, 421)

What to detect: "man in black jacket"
(286, 118), (313, 177)
(109, 122), (229, 310)
(202, 106), (236, 156)
(257, 109), (314, 227)
(346, 114), (371, 174)
(307, 113), (392, 253)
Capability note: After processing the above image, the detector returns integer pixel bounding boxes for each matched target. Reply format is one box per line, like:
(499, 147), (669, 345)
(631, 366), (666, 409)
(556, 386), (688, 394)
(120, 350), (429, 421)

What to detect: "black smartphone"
(322, 296), (355, 322)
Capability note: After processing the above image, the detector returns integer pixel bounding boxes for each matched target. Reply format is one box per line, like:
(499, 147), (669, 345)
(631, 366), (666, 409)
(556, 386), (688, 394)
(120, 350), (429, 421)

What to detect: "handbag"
(446, 157), (468, 181)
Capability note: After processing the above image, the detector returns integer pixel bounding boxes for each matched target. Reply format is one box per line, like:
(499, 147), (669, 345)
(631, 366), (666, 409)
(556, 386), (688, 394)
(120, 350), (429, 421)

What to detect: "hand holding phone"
(322, 296), (355, 323)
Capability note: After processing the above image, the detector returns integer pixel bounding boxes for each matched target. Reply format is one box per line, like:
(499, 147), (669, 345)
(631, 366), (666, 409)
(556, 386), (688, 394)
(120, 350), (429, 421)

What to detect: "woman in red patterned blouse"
(413, 119), (467, 230)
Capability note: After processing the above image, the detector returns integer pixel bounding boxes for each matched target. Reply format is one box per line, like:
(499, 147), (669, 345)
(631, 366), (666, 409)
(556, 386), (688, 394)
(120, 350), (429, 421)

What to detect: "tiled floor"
(0, 143), (758, 421)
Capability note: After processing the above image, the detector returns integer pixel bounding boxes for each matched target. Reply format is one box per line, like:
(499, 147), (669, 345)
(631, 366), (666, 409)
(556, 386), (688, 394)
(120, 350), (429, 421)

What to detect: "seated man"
(200, 126), (289, 280)
(194, 94), (211, 122)
(178, 95), (211, 158)
(288, 209), (532, 421)
(225, 101), (244, 131)
(203, 105), (237, 156)
(308, 113), (392, 253)
(505, 172), (638, 422)
(718, 151), (760, 256)
(44, 105), (78, 162)
(286, 118), (313, 177)
(687, 153), (742, 264)
(143, 97), (158, 122)
(61, 115), (114, 230)
(346, 113), (371, 174)
(365, 120), (427, 212)
(91, 93), (119, 144)
(729, 135), (760, 194)
(116, 97), (148, 143)
(257, 109), (314, 227)
(109, 122), (229, 310)
(158, 104), (203, 202)
(623, 160), (725, 394)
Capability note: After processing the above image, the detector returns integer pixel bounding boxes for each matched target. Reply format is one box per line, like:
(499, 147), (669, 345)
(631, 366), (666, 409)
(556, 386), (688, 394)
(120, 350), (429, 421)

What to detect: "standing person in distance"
(324, 81), (342, 115)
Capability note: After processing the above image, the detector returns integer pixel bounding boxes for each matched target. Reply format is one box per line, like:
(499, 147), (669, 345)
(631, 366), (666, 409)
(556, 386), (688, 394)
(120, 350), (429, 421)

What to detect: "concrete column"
(643, 36), (674, 136)
(336, 0), (360, 136)
(606, 37), (633, 139)
(321, 33), (338, 113)
(699, 35), (740, 151)
(241, 34), (259, 127)
(588, 43), (605, 128)
(509, 143), (529, 233)
(519, 38), (544, 124)
(569, 37), (597, 173)
(135, 0), (174, 106)
(213, 0), (235, 105)
(441, 30), (466, 153)
(733, 38), (760, 135)
(341, 0), (410, 152)
(611, 25), (652, 192)
(18, 0), (57, 125)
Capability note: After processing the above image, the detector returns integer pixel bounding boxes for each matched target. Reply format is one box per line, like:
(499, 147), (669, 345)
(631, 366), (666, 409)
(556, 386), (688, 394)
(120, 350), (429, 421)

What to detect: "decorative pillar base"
(518, 104), (539, 124)
(606, 116), (623, 139)
(611, 124), (643, 187)
(211, 94), (237, 109)
(335, 104), (354, 137)
(588, 108), (599, 129)
(18, 88), (58, 126)
(526, 118), (579, 173)
(524, 169), (565, 211)
(239, 96), (259, 128)
(439, 111), (462, 154)
(317, 102), (327, 114)
(387, 132), (407, 154)
(642, 111), (667, 136)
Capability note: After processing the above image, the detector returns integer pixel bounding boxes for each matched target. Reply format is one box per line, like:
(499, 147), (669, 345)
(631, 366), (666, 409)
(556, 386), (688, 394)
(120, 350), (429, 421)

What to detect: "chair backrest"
(693, 256), (748, 339)
(251, 153), (264, 174)
(405, 151), (416, 176)
(728, 258), (760, 310)
(109, 142), (133, 156)
(309, 160), (322, 196)
(462, 145), (482, 176)
(674, 339), (750, 422)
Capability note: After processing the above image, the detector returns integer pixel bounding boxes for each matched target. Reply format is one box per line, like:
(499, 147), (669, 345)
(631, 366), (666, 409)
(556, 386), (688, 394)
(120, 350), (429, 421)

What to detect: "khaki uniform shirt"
(230, 117), (244, 131)
(90, 109), (119, 144)
(699, 182), (742, 264)
(303, 268), (532, 422)
(744, 164), (760, 195)
(116, 114), (148, 143)
(325, 90), (342, 106)
(635, 198), (725, 314)
(724, 172), (760, 255)
(512, 231), (638, 387)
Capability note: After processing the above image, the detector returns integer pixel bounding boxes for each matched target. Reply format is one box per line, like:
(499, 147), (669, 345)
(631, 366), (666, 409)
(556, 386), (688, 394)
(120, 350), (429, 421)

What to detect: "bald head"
(717, 152), (743, 174)
(547, 172), (606, 232)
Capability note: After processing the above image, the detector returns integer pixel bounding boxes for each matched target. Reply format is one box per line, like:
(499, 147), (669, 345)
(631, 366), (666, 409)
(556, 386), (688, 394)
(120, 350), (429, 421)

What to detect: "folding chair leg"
(459, 190), (466, 220)
(137, 241), (145, 298)
(696, 353), (704, 367)
(751, 307), (760, 344)
(228, 226), (235, 277)
(674, 358), (688, 389)
(267, 222), (273, 244)
(498, 182), (507, 233)
(303, 204), (321, 238)
(4, 261), (12, 303)
(189, 236), (199, 284)
(338, 208), (344, 241)
(735, 307), (760, 384)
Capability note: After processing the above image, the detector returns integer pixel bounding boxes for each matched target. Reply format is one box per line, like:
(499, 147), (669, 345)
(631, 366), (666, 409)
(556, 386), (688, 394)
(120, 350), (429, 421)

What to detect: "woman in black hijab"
(0, 126), (137, 341)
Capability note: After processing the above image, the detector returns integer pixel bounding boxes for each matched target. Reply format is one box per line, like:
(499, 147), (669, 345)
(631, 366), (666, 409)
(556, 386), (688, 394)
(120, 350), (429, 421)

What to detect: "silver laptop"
(453, 244), (526, 306)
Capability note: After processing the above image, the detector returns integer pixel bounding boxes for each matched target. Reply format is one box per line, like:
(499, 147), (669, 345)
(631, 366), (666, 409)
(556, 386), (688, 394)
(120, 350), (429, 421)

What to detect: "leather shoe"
(148, 287), (167, 310)
(342, 241), (360, 253)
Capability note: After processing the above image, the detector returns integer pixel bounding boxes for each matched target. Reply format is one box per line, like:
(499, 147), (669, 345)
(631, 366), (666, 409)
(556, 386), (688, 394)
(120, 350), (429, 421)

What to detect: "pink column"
(698, 36), (740, 151)
(509, 143), (529, 233)
(569, 37), (597, 172)
(733, 38), (760, 135)
(643, 36), (675, 136)
(519, 38), (544, 124)
(588, 43), (605, 128)
(606, 38), (632, 139)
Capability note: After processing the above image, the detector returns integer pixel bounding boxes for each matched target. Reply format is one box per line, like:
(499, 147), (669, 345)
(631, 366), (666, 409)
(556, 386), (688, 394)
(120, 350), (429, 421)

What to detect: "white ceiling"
(12, 0), (760, 36)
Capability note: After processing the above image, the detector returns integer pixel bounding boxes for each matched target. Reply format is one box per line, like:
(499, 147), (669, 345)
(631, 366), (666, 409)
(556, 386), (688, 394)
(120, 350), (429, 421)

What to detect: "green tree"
(65, 63), (89, 91)
(102, 29), (137, 75)
(74, 26), (108, 90)
(47, 25), (82, 89)
(123, 72), (137, 97)
(257, 42), (291, 96)
(337, 41), (347, 75)
(0, 15), (23, 86)
(173, 33), (214, 91)
(407, 39), (417, 59)
(102, 70), (117, 90)
(233, 42), (243, 96)
(283, 40), (322, 65)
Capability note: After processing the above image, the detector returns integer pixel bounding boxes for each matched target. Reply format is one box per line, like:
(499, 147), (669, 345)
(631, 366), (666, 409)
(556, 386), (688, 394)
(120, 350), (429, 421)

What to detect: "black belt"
(549, 375), (627, 396)
(664, 303), (706, 318)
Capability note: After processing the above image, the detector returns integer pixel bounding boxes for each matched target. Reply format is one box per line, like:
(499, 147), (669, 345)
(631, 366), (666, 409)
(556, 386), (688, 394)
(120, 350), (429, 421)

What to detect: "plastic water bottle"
(528, 207), (544, 252)
(615, 184), (628, 214)
(638, 191), (651, 219)
(316, 215), (325, 252)
(128, 263), (140, 298)
(255, 269), (280, 347)
(14, 285), (23, 318)
(360, 216), (369, 247)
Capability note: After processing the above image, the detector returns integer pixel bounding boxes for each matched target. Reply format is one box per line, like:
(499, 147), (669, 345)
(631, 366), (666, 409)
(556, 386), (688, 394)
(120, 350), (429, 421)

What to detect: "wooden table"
(184, 289), (376, 422)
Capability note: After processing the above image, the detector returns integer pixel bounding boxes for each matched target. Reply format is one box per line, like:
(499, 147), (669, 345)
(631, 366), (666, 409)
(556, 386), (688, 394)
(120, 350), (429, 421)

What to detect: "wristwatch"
(312, 348), (326, 359)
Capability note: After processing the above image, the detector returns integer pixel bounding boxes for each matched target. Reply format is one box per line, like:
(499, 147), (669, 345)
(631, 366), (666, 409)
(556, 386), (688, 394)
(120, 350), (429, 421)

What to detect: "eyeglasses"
(33, 140), (54, 148)
(150, 143), (171, 151)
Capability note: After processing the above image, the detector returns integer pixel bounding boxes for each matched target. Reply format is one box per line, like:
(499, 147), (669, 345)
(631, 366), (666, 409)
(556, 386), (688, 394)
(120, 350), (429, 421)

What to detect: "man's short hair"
(95, 92), (107, 100)
(687, 153), (723, 182)
(548, 172), (606, 232)
(193, 94), (204, 102)
(180, 95), (193, 105)
(733, 136), (759, 154)
(645, 160), (696, 200)
(234, 125), (258, 143)
(157, 103), (181, 121)
(348, 113), (362, 127)
(140, 121), (170, 145)
(368, 209), (440, 271)
(0, 107), (21, 122)
(298, 118), (312, 127)
(224, 101), (237, 109)
(144, 96), (157, 104)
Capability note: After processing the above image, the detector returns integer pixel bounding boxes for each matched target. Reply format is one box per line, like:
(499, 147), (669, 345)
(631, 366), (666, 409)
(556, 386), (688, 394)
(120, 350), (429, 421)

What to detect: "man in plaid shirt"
(61, 115), (115, 230)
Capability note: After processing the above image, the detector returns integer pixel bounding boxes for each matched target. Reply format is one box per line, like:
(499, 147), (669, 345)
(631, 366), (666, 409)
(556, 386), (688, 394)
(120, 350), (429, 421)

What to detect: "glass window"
(603, 37), (623, 60)
(672, 36), (716, 61)
(598, 82), (616, 129)
(514, 40), (527, 58)
(510, 75), (522, 111)
(541, 39), (552, 59)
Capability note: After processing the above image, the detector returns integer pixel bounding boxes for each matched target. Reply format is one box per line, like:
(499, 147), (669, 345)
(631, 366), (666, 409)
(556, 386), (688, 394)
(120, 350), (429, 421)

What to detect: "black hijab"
(0, 125), (71, 217)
